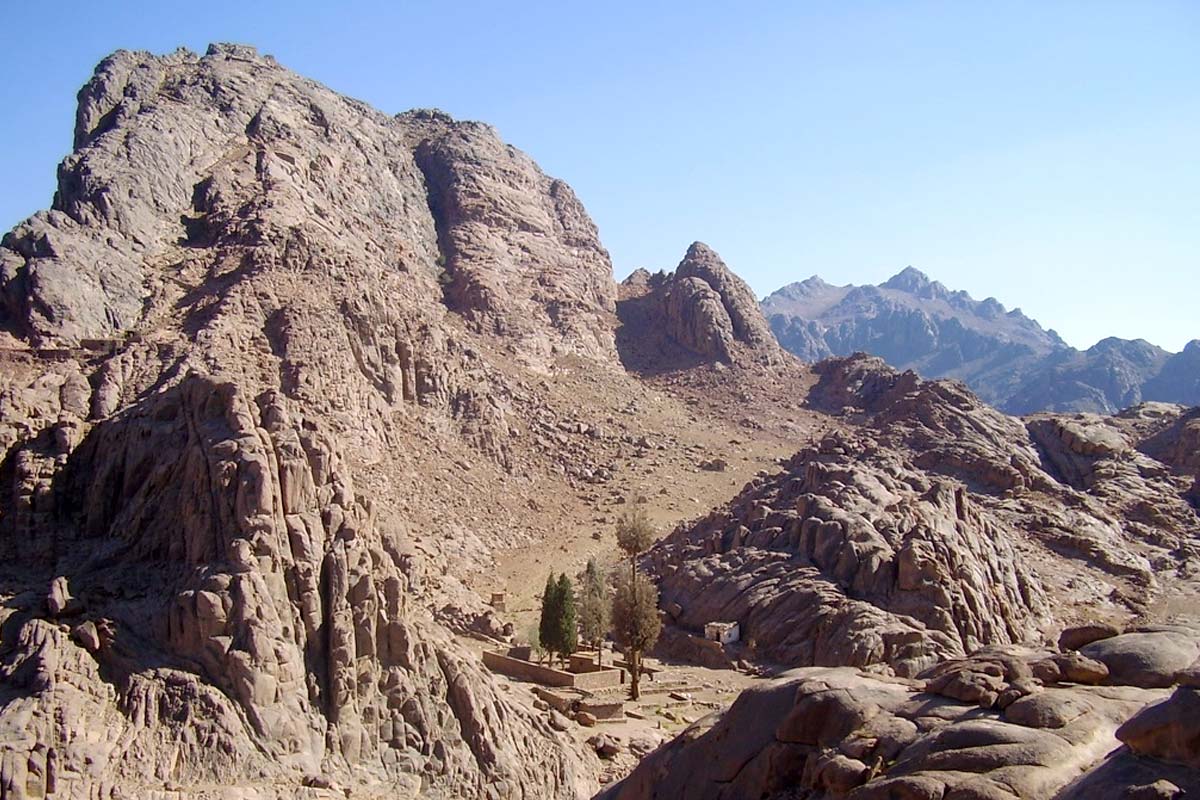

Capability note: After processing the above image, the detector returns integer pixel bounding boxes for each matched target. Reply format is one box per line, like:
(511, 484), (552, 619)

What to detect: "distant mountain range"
(763, 267), (1200, 414)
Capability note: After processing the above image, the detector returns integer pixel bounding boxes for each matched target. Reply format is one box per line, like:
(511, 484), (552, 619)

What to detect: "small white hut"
(704, 621), (740, 645)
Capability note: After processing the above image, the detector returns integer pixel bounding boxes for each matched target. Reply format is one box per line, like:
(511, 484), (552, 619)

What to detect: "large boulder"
(599, 664), (1164, 800)
(1116, 687), (1200, 769)
(1081, 627), (1200, 688)
(1059, 622), (1122, 651)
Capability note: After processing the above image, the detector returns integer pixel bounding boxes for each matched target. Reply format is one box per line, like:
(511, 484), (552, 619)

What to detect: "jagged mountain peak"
(5, 43), (618, 366)
(882, 264), (931, 289)
(764, 275), (832, 302)
(881, 265), (953, 301)
(614, 242), (784, 370)
(621, 266), (654, 288)
(764, 265), (1194, 414)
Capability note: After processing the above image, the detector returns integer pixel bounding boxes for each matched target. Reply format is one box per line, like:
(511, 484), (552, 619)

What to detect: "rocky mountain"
(0, 42), (616, 800)
(0, 42), (811, 800)
(648, 354), (1199, 674)
(606, 356), (1200, 799)
(615, 242), (783, 372)
(764, 267), (1199, 415)
(0, 42), (1197, 800)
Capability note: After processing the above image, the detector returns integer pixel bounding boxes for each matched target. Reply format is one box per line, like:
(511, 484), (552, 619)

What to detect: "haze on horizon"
(1, 1), (1196, 352)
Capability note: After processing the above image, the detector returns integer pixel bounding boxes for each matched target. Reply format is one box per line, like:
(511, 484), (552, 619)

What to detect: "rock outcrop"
(599, 656), (1184, 800)
(405, 109), (617, 365)
(647, 355), (1199, 677)
(763, 268), (1198, 414)
(615, 243), (783, 371)
(1116, 684), (1200, 770)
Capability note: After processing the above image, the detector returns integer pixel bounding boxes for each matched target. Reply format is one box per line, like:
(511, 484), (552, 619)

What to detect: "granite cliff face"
(406, 109), (618, 365)
(0, 43), (619, 799)
(764, 268), (1199, 414)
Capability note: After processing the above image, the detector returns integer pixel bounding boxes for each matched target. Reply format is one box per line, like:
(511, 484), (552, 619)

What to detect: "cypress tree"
(556, 573), (578, 665)
(578, 558), (610, 664)
(538, 573), (559, 665)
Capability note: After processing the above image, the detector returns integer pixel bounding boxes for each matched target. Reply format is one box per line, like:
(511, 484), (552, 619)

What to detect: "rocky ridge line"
(763, 267), (1200, 414)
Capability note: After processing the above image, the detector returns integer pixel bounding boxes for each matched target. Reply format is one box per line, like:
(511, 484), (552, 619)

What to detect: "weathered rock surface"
(598, 661), (1173, 800)
(1053, 683), (1200, 799)
(1059, 623), (1121, 652)
(406, 109), (617, 366)
(1080, 627), (1200, 689)
(0, 43), (621, 799)
(763, 268), (1200, 414)
(1117, 686), (1200, 770)
(615, 243), (783, 371)
(648, 355), (1199, 677)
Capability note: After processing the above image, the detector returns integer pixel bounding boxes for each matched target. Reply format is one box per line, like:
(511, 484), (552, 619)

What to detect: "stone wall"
(483, 651), (623, 690)
(573, 668), (623, 691)
(484, 651), (577, 687)
(569, 653), (605, 673)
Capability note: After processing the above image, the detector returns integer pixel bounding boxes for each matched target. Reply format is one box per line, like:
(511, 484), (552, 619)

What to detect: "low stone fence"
(533, 686), (577, 713)
(578, 698), (625, 720)
(483, 651), (624, 690)
(484, 651), (576, 687)
(574, 667), (623, 691)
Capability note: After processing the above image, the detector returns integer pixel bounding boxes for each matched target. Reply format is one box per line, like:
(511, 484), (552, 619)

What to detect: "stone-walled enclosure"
(483, 649), (625, 691)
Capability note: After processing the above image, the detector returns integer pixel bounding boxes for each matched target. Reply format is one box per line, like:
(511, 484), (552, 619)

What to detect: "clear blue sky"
(2, 1), (1196, 350)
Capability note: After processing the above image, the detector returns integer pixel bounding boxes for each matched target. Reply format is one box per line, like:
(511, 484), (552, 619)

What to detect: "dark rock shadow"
(615, 292), (706, 376)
